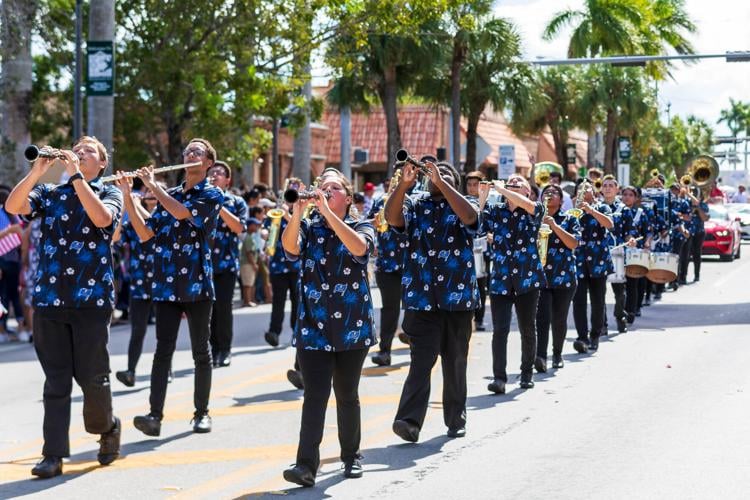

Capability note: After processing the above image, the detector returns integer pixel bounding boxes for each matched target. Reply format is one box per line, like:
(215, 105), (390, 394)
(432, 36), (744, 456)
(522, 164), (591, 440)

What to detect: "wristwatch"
(68, 172), (84, 184)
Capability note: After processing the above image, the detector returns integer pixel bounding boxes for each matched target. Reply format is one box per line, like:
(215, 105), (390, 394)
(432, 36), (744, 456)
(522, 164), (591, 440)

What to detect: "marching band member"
(667, 183), (691, 291)
(120, 138), (223, 437)
(385, 159), (479, 442)
(482, 174), (546, 391)
(281, 169), (375, 486)
(535, 184), (580, 370)
(6, 137), (123, 478)
(464, 171), (490, 331)
(368, 177), (408, 366)
(114, 183), (161, 387)
(687, 188), (709, 282)
(676, 185), (701, 285)
(600, 176), (637, 333)
(207, 161), (248, 368)
(620, 186), (651, 321)
(572, 181), (614, 354)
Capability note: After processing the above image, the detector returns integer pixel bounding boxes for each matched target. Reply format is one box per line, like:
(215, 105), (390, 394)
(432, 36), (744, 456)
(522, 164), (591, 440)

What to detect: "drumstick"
(610, 236), (643, 251)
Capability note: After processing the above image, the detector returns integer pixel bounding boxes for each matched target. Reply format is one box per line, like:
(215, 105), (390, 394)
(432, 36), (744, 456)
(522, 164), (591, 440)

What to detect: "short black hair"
(353, 192), (365, 204)
(210, 161), (231, 178)
(436, 161), (462, 190)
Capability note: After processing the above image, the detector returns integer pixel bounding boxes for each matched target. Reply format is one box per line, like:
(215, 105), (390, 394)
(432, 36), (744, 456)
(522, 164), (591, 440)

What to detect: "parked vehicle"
(702, 204), (742, 261)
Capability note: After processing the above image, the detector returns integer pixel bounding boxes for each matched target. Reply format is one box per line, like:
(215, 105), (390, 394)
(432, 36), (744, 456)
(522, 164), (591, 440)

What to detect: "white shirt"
(731, 191), (748, 203)
(561, 191), (574, 211)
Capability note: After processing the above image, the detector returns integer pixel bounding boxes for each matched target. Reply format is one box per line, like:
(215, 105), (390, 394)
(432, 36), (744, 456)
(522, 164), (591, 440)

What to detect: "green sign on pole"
(86, 41), (114, 96)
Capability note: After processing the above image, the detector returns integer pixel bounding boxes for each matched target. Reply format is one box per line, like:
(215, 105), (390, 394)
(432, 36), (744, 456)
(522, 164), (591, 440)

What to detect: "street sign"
(618, 137), (631, 162)
(566, 143), (577, 164)
(86, 41), (114, 96)
(498, 145), (515, 179)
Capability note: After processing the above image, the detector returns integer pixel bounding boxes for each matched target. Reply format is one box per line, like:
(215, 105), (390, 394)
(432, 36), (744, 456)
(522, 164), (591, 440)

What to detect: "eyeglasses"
(183, 148), (207, 157)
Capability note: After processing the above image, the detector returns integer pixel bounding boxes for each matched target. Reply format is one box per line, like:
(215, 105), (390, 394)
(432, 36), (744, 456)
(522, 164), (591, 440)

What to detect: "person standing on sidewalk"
(6, 137), (123, 478)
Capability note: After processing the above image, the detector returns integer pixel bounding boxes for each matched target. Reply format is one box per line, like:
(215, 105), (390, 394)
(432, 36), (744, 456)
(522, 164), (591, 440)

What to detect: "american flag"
(0, 208), (21, 256)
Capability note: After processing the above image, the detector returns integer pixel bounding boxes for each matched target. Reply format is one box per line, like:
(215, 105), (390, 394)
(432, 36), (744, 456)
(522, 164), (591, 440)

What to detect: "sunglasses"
(183, 148), (207, 157)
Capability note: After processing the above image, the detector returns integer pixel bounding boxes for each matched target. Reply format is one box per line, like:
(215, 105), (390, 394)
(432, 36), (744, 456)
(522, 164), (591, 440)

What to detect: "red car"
(702, 204), (742, 261)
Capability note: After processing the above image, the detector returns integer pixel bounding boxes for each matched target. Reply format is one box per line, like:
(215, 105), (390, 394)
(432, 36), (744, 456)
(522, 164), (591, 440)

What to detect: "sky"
(496, 0), (750, 138)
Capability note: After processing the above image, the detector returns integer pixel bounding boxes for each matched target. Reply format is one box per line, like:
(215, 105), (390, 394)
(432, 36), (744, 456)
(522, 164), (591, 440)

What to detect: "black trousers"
(691, 232), (705, 279)
(536, 286), (576, 360)
(209, 271), (237, 353)
(269, 272), (299, 336)
(573, 276), (607, 340)
(295, 347), (368, 472)
(150, 300), (213, 420)
(678, 235), (693, 281)
(0, 259), (22, 324)
(395, 310), (472, 430)
(638, 277), (648, 306)
(127, 298), (153, 372)
(625, 277), (640, 315)
(33, 307), (115, 457)
(475, 276), (488, 325)
(490, 290), (539, 381)
(374, 271), (402, 353)
(610, 282), (626, 322)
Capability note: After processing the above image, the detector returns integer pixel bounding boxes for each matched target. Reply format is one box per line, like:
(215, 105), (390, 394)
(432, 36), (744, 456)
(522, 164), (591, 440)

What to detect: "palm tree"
(718, 98), (747, 152)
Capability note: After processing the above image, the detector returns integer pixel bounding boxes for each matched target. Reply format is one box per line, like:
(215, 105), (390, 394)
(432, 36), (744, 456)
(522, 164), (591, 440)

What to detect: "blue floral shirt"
(604, 199), (637, 246)
(146, 178), (223, 302)
(630, 206), (652, 249)
(690, 201), (709, 234)
(287, 216), (376, 351)
(264, 216), (302, 275)
(669, 196), (691, 242)
(397, 194), (480, 311)
(23, 178), (123, 308)
(211, 191), (248, 274)
(121, 221), (155, 300)
(482, 201), (547, 295)
(369, 198), (408, 274)
(543, 212), (581, 289)
(576, 202), (614, 279)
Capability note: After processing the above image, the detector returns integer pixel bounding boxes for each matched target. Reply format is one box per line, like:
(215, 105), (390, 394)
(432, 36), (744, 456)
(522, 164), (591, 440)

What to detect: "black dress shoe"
(392, 419), (420, 443)
(487, 378), (506, 394)
(626, 312), (636, 324)
(635, 309), (642, 317)
(219, 351), (232, 367)
(678, 279), (687, 286)
(534, 356), (547, 373)
(31, 456), (62, 479)
(264, 331), (280, 347)
(116, 370), (135, 387)
(133, 414), (161, 437)
(643, 298), (651, 306)
(573, 339), (589, 354)
(287, 369), (304, 390)
(283, 464), (315, 487)
(397, 332), (411, 345)
(343, 458), (364, 478)
(589, 336), (599, 351)
(192, 413), (212, 433)
(371, 351), (391, 366)
(447, 427), (466, 438)
(693, 275), (700, 282)
(552, 355), (564, 369)
(617, 320), (628, 333)
(519, 374), (534, 389)
(97, 417), (121, 465)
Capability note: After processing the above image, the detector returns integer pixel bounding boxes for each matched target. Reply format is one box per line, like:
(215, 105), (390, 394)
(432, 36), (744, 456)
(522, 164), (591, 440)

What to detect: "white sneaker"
(17, 331), (31, 343)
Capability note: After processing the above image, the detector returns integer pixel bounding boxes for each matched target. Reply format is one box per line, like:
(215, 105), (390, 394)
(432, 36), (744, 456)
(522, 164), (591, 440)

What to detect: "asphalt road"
(1, 244), (749, 499)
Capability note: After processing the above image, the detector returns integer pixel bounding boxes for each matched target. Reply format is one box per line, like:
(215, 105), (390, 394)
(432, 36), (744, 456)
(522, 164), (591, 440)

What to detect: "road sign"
(498, 145), (515, 179)
(86, 41), (114, 96)
(566, 143), (577, 164)
(618, 137), (631, 162)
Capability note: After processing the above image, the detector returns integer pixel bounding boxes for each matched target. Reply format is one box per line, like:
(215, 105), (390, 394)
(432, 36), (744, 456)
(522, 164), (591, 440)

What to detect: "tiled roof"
(323, 105), (447, 164)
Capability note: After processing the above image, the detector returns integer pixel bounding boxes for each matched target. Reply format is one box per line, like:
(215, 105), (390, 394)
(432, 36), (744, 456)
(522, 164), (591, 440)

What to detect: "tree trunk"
(0, 0), (35, 185)
(379, 64), (401, 178)
(550, 126), (569, 171)
(87, 0), (116, 166)
(451, 37), (464, 171)
(292, 72), (312, 184)
(465, 110), (482, 171)
(603, 109), (618, 175)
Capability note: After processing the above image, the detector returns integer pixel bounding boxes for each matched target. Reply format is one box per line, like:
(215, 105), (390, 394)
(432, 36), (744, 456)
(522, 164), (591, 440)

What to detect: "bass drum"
(625, 248), (650, 278)
(607, 247), (626, 283)
(647, 252), (678, 284)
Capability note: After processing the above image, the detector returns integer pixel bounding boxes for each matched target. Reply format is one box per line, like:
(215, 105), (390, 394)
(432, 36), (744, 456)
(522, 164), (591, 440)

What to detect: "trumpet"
(24, 145), (66, 162)
(394, 149), (431, 176)
(100, 162), (203, 183)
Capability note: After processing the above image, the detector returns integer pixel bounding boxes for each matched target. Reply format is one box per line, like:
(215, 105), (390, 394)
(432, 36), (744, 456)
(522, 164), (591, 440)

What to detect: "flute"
(100, 162), (202, 183)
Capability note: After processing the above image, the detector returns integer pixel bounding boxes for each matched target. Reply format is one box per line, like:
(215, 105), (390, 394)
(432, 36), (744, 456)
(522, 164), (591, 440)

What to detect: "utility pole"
(73, 0), (83, 139)
(87, 0), (115, 163)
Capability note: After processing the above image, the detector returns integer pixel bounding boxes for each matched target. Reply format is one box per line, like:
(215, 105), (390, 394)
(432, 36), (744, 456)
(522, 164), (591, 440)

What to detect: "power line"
(523, 51), (750, 66)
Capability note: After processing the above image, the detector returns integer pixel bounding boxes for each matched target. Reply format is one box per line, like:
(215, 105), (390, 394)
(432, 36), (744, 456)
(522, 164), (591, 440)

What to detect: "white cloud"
(496, 0), (750, 137)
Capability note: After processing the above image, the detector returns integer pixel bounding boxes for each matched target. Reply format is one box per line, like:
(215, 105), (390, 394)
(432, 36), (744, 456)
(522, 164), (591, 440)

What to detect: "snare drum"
(625, 248), (650, 278)
(646, 252), (678, 284)
(473, 236), (488, 279)
(607, 247), (626, 283)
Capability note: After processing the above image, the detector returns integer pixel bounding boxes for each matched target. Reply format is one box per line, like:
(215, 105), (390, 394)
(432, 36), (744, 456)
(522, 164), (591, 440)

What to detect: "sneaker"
(218, 351), (232, 367)
(283, 464), (315, 487)
(343, 458), (364, 478)
(97, 417), (121, 465)
(192, 412), (212, 433)
(116, 370), (135, 387)
(371, 351), (391, 366)
(264, 331), (280, 347)
(446, 427), (466, 438)
(287, 369), (304, 390)
(133, 413), (161, 437)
